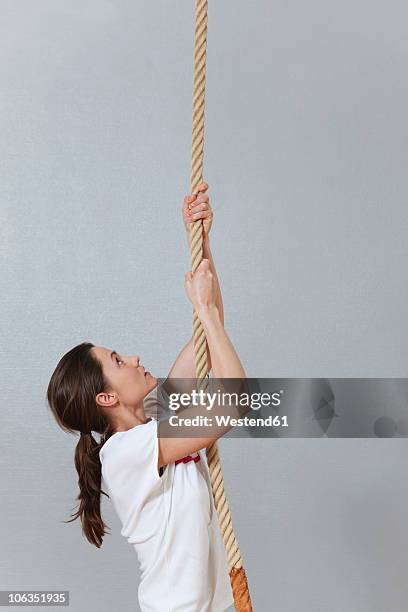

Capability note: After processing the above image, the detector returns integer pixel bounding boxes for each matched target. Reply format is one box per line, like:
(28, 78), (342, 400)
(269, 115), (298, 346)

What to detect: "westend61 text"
(168, 415), (288, 427)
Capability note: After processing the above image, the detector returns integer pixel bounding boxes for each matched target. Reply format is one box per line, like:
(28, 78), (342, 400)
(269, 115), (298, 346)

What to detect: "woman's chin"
(145, 371), (157, 382)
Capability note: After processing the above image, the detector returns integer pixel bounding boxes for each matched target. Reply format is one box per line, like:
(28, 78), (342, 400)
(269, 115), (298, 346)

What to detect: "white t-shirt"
(99, 385), (234, 612)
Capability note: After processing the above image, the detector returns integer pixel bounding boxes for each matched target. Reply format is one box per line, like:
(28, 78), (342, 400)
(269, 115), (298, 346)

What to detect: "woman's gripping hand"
(184, 259), (218, 314)
(182, 181), (213, 238)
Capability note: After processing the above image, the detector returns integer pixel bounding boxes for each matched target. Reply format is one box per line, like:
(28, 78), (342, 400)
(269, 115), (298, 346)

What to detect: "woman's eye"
(116, 357), (124, 365)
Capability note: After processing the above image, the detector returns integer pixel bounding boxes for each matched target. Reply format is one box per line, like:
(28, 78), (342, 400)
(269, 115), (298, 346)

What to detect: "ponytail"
(63, 432), (112, 547)
(47, 342), (115, 548)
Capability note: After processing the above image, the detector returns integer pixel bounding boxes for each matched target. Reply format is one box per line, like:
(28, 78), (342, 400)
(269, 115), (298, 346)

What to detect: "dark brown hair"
(46, 341), (115, 548)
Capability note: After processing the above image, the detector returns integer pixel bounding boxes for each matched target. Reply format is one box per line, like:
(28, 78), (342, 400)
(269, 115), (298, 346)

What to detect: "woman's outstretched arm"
(185, 183), (225, 363)
(158, 302), (251, 468)
(167, 183), (222, 378)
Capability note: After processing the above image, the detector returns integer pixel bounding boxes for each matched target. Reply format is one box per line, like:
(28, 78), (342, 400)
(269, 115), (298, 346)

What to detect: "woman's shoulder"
(99, 418), (157, 463)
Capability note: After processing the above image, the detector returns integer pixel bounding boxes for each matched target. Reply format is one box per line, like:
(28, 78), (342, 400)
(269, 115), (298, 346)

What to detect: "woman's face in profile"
(91, 346), (157, 409)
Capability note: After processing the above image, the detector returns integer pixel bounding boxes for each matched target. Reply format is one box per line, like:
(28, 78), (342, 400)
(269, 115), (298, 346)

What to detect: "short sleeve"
(100, 419), (164, 545)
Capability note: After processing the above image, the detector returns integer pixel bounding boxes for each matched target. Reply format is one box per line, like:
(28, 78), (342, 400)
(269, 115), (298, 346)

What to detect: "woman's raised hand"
(184, 259), (218, 314)
(182, 182), (213, 237)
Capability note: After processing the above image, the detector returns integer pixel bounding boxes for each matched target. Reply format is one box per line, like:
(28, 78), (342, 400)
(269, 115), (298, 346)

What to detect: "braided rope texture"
(187, 1), (252, 609)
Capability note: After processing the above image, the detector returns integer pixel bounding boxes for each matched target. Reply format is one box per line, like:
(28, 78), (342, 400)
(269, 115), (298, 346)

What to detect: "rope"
(186, 2), (253, 609)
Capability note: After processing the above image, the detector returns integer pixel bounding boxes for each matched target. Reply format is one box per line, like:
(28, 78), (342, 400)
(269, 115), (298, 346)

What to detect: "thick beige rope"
(186, 2), (253, 610)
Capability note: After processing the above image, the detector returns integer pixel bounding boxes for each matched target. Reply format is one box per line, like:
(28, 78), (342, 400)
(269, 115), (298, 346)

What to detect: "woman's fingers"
(188, 201), (210, 213)
(185, 194), (209, 207)
(188, 210), (212, 221)
(184, 193), (211, 215)
(182, 183), (211, 229)
(188, 196), (209, 212)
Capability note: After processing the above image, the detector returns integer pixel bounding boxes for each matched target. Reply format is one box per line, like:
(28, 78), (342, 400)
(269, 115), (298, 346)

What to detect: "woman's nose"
(129, 355), (140, 367)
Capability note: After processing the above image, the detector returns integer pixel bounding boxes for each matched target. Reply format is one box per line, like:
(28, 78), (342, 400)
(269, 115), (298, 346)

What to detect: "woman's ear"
(95, 391), (118, 408)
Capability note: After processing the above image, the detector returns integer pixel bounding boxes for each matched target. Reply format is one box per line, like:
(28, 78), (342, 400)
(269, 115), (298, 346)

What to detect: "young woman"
(46, 183), (247, 612)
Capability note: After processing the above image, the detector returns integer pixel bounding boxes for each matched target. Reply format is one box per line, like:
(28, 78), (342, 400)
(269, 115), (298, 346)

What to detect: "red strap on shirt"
(175, 454), (201, 465)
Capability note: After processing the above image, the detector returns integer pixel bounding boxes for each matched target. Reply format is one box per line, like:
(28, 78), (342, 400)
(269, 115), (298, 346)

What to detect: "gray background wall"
(1, 1), (408, 610)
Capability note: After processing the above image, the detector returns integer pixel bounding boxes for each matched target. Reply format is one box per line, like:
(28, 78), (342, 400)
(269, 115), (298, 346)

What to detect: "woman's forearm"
(186, 229), (224, 326)
(197, 305), (246, 378)
(202, 236), (224, 326)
